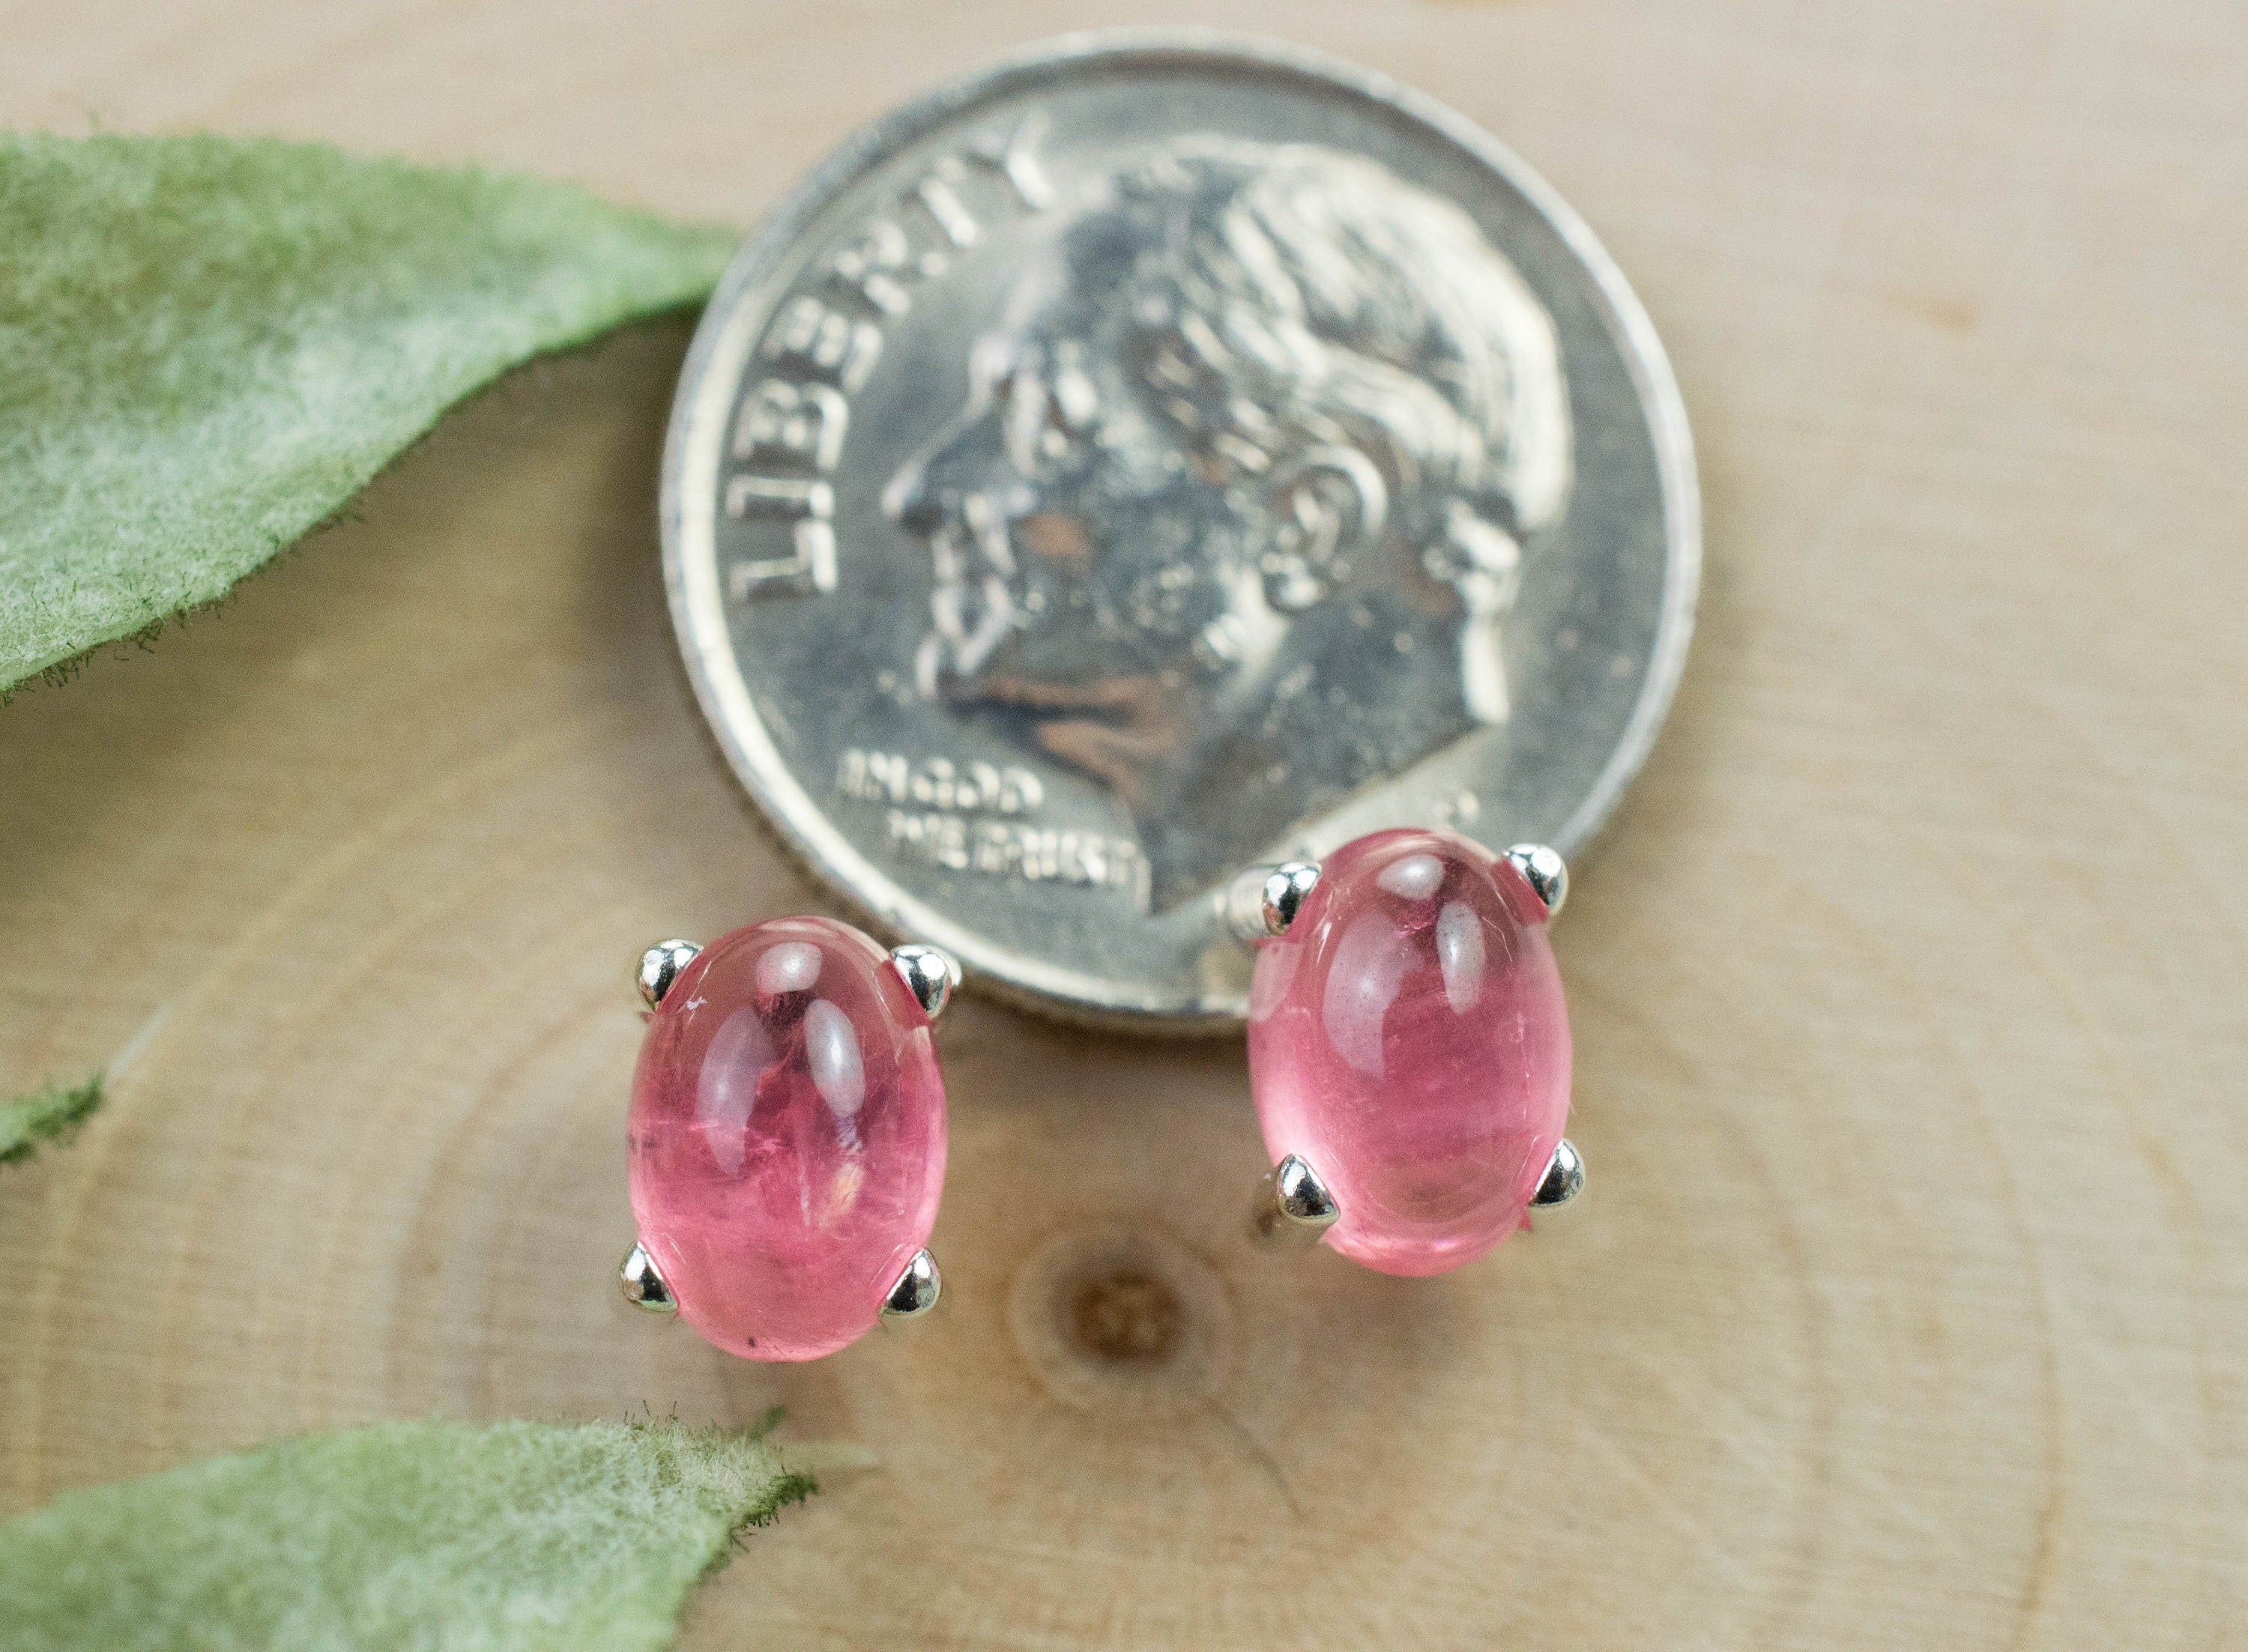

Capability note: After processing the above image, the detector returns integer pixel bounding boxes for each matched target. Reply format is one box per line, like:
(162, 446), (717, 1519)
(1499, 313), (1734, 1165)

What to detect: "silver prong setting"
(1530, 1138), (1585, 1208)
(879, 1247), (943, 1322)
(619, 1242), (677, 1313)
(1224, 860), (1321, 943)
(1251, 1153), (1341, 1247)
(889, 944), (961, 1020)
(636, 940), (701, 1010)
(1503, 844), (1569, 920)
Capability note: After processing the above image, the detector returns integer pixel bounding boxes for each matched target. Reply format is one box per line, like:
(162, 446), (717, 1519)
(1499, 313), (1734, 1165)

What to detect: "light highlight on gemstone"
(1247, 828), (1571, 1276)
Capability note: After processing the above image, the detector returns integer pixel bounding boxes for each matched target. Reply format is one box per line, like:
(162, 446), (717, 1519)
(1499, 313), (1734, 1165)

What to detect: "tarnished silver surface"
(663, 31), (1699, 1026)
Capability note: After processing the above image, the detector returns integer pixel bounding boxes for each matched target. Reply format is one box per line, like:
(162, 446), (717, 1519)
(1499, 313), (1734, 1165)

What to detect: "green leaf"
(0, 133), (737, 692)
(0, 1074), (102, 1167)
(0, 1417), (815, 1652)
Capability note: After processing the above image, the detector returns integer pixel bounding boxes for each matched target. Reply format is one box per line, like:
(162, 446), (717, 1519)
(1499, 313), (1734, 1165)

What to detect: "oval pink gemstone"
(1247, 828), (1571, 1277)
(627, 916), (946, 1360)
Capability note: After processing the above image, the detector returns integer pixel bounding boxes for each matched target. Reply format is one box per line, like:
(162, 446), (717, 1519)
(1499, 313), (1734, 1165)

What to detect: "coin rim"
(659, 26), (1702, 1027)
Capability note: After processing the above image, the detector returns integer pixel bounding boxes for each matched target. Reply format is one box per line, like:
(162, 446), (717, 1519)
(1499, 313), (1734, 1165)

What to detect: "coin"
(662, 31), (1699, 1028)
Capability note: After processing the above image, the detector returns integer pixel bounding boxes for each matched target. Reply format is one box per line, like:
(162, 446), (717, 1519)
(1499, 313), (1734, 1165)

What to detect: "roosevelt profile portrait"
(883, 136), (1573, 908)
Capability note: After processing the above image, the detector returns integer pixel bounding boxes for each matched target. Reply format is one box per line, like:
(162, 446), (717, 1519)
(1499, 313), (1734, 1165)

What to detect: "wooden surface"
(4, 4), (2246, 1647)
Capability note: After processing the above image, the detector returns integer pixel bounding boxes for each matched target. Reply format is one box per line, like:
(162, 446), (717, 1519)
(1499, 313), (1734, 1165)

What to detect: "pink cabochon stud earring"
(1230, 827), (1582, 1274)
(616, 917), (957, 1360)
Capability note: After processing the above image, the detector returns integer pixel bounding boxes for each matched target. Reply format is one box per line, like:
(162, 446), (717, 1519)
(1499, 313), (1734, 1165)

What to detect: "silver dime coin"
(662, 31), (1699, 1027)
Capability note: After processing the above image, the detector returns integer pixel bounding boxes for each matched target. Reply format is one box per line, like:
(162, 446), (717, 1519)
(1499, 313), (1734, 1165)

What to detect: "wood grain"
(3, 3), (2245, 1648)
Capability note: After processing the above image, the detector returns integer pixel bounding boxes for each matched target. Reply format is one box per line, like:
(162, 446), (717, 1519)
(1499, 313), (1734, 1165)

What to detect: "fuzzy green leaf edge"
(0, 1074), (103, 1167)
(0, 132), (738, 693)
(0, 1415), (816, 1652)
